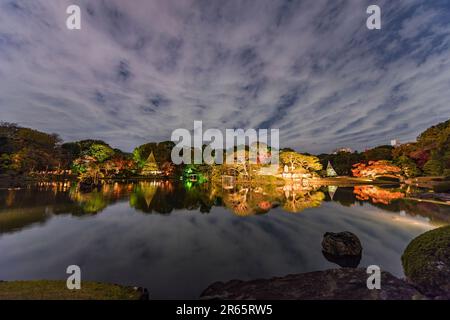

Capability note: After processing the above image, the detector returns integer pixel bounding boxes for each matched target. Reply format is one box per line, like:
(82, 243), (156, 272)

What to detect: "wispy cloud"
(1, 0), (450, 153)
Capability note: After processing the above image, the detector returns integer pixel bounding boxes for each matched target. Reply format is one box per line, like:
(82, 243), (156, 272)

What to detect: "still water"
(0, 181), (449, 298)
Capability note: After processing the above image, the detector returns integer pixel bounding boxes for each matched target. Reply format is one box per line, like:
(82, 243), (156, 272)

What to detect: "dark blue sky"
(1, 0), (449, 153)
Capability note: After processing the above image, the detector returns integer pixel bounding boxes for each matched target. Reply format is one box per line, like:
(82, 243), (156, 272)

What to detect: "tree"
(0, 153), (12, 173)
(141, 152), (160, 175)
(280, 151), (322, 173)
(0, 123), (63, 174)
(326, 161), (337, 177)
(161, 161), (176, 177)
(351, 161), (402, 178)
(363, 145), (393, 161)
(86, 143), (115, 163)
(133, 141), (175, 169)
(318, 151), (364, 176)
(395, 155), (421, 178)
(423, 160), (443, 176)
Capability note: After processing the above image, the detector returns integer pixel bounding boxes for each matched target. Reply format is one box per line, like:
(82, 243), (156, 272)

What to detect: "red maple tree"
(351, 160), (402, 178)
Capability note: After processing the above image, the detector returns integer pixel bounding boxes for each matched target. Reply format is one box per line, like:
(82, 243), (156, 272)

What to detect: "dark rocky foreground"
(402, 225), (450, 299)
(200, 268), (424, 300)
(0, 280), (149, 300)
(201, 226), (450, 300)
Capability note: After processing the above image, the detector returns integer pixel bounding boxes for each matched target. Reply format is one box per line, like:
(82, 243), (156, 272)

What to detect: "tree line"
(1, 118), (450, 179)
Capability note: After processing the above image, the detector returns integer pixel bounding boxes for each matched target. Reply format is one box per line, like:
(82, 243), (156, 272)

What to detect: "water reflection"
(1, 180), (449, 235)
(1, 180), (449, 298)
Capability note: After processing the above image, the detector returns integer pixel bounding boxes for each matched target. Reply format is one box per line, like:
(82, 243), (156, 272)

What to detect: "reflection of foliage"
(353, 186), (404, 205)
(2, 181), (449, 237)
(69, 189), (108, 214)
(223, 188), (252, 216)
(221, 183), (326, 215)
(130, 181), (213, 214)
(282, 189), (325, 213)
(69, 182), (134, 214)
(130, 182), (158, 208)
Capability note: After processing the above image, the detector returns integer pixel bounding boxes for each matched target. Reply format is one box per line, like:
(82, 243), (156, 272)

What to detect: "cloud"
(1, 0), (450, 153)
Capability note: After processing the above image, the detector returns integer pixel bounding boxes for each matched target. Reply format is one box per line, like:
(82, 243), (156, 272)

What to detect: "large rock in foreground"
(402, 226), (450, 299)
(200, 268), (422, 300)
(322, 231), (362, 257)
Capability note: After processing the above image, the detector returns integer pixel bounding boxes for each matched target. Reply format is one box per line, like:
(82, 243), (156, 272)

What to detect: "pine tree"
(326, 161), (337, 177)
(141, 152), (160, 175)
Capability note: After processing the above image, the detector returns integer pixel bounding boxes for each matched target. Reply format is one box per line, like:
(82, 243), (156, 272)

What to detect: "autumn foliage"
(353, 186), (405, 204)
(351, 160), (402, 178)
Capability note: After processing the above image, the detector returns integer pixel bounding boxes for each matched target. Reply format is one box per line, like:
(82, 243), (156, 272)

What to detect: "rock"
(322, 231), (362, 257)
(402, 226), (450, 299)
(200, 268), (423, 300)
(322, 251), (361, 268)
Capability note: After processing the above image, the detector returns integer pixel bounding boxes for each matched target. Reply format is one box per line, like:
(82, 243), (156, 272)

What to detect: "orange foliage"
(351, 160), (401, 178)
(354, 186), (404, 205)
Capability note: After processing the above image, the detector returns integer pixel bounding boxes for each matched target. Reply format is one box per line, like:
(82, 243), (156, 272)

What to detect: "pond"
(0, 180), (449, 299)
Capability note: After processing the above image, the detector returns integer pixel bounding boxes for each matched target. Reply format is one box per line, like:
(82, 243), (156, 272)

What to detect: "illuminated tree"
(280, 151), (322, 173)
(351, 161), (402, 178)
(395, 155), (421, 178)
(86, 143), (115, 163)
(141, 152), (160, 175)
(326, 161), (337, 177)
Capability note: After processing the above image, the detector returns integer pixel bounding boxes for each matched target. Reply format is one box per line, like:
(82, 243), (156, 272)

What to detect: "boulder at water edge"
(402, 225), (450, 299)
(322, 231), (362, 258)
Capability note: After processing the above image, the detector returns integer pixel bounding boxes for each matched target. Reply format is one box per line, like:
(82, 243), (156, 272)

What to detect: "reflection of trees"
(129, 181), (215, 214)
(223, 188), (252, 216)
(220, 183), (326, 216)
(353, 186), (404, 205)
(69, 190), (108, 214)
(69, 182), (134, 214)
(3, 181), (448, 235)
(282, 184), (325, 213)
(0, 183), (85, 234)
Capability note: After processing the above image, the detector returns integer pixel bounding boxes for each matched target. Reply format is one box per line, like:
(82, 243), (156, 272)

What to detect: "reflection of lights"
(362, 205), (444, 229)
(391, 214), (435, 228)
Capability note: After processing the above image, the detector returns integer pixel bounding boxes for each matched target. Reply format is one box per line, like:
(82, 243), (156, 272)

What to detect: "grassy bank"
(0, 280), (143, 300)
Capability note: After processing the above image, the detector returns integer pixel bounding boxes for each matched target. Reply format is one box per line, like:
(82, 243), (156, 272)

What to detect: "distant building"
(390, 139), (401, 147)
(333, 147), (353, 154)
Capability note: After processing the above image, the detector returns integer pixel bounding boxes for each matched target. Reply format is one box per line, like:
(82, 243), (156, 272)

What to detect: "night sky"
(1, 0), (450, 153)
